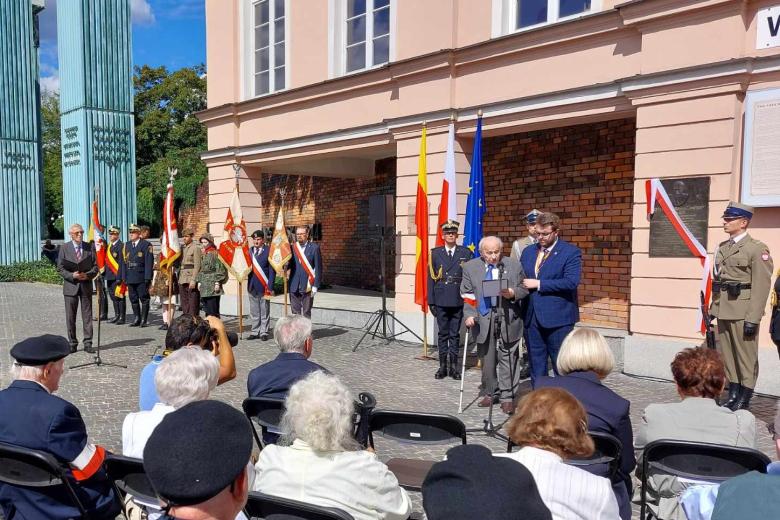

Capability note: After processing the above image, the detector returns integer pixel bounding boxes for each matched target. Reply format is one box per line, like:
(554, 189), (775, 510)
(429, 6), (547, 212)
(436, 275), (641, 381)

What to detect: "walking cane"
(458, 328), (470, 414)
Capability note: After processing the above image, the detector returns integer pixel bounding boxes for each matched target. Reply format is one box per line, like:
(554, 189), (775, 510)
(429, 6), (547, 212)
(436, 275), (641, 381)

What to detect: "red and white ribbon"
(294, 242), (316, 292)
(646, 178), (712, 334)
(251, 248), (271, 296)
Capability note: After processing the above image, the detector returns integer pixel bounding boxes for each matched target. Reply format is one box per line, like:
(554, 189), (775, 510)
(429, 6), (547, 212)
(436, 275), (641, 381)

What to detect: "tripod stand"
(353, 226), (423, 351)
(71, 273), (127, 370)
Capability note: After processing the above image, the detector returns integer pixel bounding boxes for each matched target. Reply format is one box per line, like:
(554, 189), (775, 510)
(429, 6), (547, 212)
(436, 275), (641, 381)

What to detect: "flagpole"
(232, 164), (245, 339)
(94, 185), (102, 348)
(166, 168), (178, 326)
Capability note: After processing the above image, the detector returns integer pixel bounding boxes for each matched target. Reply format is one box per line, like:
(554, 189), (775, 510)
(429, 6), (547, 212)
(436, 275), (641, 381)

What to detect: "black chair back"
(102, 454), (159, 507)
(368, 410), (467, 448)
(639, 439), (771, 519)
(244, 491), (354, 520)
(242, 397), (286, 448)
(0, 441), (88, 517)
(507, 431), (621, 479)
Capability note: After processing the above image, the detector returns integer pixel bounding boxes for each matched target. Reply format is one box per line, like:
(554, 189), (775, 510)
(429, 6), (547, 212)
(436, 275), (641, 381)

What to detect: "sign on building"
(756, 6), (780, 49)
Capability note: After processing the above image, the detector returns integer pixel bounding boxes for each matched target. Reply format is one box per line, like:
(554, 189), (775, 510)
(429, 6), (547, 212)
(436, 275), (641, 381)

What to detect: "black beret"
(143, 400), (253, 506)
(251, 230), (265, 239)
(10, 335), (71, 365)
(422, 445), (552, 520)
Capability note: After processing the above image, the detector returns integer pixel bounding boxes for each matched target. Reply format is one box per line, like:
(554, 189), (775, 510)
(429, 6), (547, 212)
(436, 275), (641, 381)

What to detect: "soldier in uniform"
(510, 208), (541, 261)
(710, 201), (773, 410)
(428, 220), (473, 380)
(104, 226), (126, 324)
(0, 335), (120, 519)
(178, 229), (202, 316)
(123, 223), (155, 327)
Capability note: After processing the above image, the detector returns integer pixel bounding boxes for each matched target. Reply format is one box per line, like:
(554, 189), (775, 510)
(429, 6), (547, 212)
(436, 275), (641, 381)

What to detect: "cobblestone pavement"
(1, 282), (777, 519)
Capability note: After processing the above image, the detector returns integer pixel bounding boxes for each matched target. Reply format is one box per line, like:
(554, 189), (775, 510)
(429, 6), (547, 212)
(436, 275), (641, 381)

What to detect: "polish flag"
(436, 121), (457, 246)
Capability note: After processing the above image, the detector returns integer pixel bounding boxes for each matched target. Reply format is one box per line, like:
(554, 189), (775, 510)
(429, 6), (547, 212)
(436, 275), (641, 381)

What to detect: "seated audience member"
(498, 387), (620, 520)
(247, 314), (325, 399)
(144, 400), (253, 520)
(0, 335), (120, 520)
(422, 444), (552, 520)
(123, 347), (219, 457)
(139, 314), (237, 411)
(534, 327), (635, 520)
(253, 371), (412, 520)
(635, 346), (756, 520)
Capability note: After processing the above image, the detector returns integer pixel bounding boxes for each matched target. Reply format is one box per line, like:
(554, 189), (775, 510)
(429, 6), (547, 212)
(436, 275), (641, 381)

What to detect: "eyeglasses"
(71, 231), (84, 235)
(537, 230), (557, 238)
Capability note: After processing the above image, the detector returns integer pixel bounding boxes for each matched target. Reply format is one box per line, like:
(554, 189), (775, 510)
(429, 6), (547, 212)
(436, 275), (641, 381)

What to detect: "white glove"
(311, 287), (318, 295)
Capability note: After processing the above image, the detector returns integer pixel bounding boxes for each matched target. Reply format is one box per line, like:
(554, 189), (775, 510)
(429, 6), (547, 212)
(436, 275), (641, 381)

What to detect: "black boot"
(109, 300), (119, 324)
(435, 352), (447, 379)
(721, 382), (740, 409)
(129, 302), (141, 327)
(116, 300), (126, 325)
(140, 302), (150, 328)
(731, 387), (754, 411)
(449, 353), (461, 380)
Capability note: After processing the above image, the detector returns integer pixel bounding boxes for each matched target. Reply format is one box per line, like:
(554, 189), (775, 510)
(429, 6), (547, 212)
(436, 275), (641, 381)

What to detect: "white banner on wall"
(741, 88), (780, 207)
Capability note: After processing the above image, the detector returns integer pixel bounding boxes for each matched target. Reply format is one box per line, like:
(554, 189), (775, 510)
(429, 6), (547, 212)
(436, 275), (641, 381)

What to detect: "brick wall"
(258, 158), (396, 291)
(179, 180), (210, 237)
(482, 119), (636, 329)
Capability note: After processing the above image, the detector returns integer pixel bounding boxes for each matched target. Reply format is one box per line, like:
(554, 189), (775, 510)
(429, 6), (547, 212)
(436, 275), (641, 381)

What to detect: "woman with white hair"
(533, 327), (634, 520)
(122, 346), (219, 458)
(253, 371), (412, 520)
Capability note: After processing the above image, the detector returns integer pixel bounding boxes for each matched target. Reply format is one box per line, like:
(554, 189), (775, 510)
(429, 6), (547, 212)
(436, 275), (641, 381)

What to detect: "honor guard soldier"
(510, 209), (541, 261)
(123, 223), (155, 327)
(428, 220), (473, 380)
(0, 335), (120, 519)
(710, 202), (773, 410)
(105, 226), (126, 324)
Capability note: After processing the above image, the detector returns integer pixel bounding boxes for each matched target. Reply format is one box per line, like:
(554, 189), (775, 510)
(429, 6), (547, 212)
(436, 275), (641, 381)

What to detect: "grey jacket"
(56, 241), (99, 297)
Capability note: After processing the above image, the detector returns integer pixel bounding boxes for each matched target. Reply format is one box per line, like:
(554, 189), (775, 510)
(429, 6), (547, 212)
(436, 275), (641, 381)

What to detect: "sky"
(38, 0), (206, 93)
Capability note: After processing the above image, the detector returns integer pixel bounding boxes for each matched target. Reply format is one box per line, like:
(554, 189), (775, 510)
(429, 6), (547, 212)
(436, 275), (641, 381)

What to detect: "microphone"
(497, 260), (505, 277)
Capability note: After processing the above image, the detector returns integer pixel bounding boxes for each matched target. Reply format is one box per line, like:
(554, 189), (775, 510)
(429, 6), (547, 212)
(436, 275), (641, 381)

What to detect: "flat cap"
(128, 223), (141, 232)
(525, 209), (542, 223)
(11, 335), (71, 366)
(722, 201), (754, 220)
(440, 219), (460, 232)
(144, 400), (253, 506)
(422, 445), (552, 520)
(108, 226), (120, 234)
(251, 230), (265, 239)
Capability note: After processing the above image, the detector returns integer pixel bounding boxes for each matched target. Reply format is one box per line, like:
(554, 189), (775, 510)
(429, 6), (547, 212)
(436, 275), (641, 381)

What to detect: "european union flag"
(463, 115), (484, 257)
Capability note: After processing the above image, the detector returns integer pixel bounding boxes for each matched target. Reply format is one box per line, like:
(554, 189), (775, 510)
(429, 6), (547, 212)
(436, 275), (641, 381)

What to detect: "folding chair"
(242, 397), (286, 449)
(368, 410), (467, 492)
(639, 439), (771, 519)
(0, 440), (89, 518)
(102, 453), (159, 508)
(244, 491), (354, 519)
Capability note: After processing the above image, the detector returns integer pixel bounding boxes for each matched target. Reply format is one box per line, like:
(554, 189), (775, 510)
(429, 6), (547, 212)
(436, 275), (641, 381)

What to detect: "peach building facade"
(198, 0), (780, 393)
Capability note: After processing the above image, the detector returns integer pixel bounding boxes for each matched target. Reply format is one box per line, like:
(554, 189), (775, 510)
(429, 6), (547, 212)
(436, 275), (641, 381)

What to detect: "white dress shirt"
(497, 446), (620, 520)
(121, 403), (175, 459)
(253, 439), (412, 520)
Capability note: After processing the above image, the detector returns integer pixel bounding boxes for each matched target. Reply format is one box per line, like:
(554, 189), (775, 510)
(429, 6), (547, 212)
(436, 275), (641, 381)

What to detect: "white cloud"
(131, 0), (156, 26)
(40, 75), (60, 93)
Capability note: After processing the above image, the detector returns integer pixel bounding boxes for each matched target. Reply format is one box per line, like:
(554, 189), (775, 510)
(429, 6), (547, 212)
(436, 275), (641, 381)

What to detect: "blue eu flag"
(463, 115), (484, 258)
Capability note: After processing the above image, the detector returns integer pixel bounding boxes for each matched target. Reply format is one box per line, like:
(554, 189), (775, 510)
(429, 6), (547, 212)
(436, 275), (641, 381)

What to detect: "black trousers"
(435, 306), (463, 356)
(107, 279), (125, 304)
(202, 296), (221, 318)
(127, 282), (150, 305)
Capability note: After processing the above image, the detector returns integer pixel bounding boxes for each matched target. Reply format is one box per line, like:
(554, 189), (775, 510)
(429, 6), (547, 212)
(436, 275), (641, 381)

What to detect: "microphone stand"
(71, 271), (127, 370)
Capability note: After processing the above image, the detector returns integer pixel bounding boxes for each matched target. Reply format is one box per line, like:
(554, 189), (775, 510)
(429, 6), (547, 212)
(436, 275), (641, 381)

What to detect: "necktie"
(535, 248), (549, 276)
(478, 264), (495, 316)
(75, 246), (82, 261)
(448, 249), (453, 259)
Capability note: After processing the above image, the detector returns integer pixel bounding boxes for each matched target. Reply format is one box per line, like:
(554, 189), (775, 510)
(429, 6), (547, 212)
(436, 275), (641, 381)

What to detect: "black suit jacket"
(56, 241), (98, 297)
(428, 245), (473, 308)
(247, 352), (326, 399)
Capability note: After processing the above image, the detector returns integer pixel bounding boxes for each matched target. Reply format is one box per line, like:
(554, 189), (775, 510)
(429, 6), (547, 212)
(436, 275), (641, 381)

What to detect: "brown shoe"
(501, 402), (515, 415)
(478, 395), (496, 407)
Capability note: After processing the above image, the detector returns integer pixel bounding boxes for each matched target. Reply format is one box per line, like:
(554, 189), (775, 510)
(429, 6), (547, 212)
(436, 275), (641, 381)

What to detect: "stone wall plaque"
(742, 88), (780, 206)
(649, 177), (710, 258)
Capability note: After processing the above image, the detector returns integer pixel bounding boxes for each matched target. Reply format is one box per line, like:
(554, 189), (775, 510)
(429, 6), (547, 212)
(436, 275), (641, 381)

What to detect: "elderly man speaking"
(461, 236), (528, 414)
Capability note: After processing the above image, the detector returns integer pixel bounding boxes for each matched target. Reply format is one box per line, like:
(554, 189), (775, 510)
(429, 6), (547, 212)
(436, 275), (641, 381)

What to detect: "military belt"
(712, 281), (751, 292)
(182, 264), (195, 268)
(439, 276), (462, 285)
(128, 262), (140, 268)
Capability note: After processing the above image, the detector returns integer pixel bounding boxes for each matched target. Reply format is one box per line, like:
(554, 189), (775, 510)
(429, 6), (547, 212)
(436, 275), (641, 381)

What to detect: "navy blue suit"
(247, 352), (325, 399)
(0, 380), (119, 519)
(428, 245), (472, 357)
(248, 245), (275, 296)
(123, 239), (154, 308)
(520, 239), (581, 379)
(534, 371), (635, 520)
(288, 241), (322, 318)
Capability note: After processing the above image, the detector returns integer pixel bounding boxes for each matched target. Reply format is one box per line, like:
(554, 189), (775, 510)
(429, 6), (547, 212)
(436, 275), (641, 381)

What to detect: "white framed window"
(330, 0), (394, 77)
(251, 0), (287, 96)
(492, 0), (600, 36)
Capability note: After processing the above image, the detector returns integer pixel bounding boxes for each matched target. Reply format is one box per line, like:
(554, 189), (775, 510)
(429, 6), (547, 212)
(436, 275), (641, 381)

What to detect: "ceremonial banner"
(217, 186), (252, 282)
(87, 200), (106, 272)
(414, 124), (429, 312)
(159, 182), (181, 270)
(646, 178), (712, 334)
(435, 121), (457, 246)
(463, 115), (484, 257)
(268, 206), (292, 275)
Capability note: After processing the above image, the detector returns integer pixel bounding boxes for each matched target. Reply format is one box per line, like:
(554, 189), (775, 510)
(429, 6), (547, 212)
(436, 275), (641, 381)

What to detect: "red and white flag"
(268, 206), (292, 275)
(436, 121), (457, 246)
(159, 183), (181, 270)
(87, 200), (105, 273)
(218, 186), (252, 282)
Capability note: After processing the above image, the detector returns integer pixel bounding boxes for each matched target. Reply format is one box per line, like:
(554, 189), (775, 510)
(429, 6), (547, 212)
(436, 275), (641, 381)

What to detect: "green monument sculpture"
(0, 0), (45, 264)
(58, 0), (136, 236)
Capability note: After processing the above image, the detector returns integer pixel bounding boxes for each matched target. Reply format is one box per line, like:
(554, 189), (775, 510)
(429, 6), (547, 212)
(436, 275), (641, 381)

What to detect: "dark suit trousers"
(65, 287), (93, 348)
(526, 314), (573, 381)
(179, 283), (200, 316)
(436, 306), (462, 356)
(290, 291), (313, 318)
(127, 282), (150, 305)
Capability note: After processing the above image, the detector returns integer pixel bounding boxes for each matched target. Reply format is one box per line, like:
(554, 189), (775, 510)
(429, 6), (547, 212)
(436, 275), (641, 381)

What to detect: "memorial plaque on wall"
(649, 177), (710, 258)
(741, 88), (780, 206)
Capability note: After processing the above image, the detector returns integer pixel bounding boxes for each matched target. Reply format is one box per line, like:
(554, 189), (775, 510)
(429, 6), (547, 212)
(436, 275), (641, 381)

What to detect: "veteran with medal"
(428, 220), (473, 380)
(710, 201), (773, 411)
(123, 223), (155, 327)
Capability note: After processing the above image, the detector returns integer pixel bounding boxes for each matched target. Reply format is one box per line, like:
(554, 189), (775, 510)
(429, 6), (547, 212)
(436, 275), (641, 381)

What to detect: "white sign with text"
(756, 6), (780, 49)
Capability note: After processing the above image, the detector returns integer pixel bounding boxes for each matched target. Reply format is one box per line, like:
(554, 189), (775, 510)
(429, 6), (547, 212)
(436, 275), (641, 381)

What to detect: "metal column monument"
(58, 0), (136, 235)
(0, 0), (45, 264)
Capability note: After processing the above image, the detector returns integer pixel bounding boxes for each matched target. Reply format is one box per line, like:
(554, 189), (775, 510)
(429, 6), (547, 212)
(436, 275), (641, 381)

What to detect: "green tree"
(40, 91), (63, 238)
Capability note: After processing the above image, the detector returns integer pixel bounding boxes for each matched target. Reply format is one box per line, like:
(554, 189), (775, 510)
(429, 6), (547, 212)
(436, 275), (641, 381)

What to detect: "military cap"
(128, 223), (141, 232)
(108, 226), (120, 234)
(251, 229), (265, 239)
(440, 219), (460, 233)
(524, 209), (542, 224)
(722, 201), (754, 220)
(11, 335), (71, 366)
(182, 229), (195, 237)
(144, 400), (253, 506)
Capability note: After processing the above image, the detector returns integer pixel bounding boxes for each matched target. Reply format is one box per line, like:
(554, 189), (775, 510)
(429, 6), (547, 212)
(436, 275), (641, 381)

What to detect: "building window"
(496, 0), (596, 35)
(344, 0), (391, 73)
(253, 0), (285, 95)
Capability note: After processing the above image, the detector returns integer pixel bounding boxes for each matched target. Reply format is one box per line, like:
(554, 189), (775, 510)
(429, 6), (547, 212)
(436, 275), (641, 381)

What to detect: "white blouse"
(121, 403), (175, 459)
